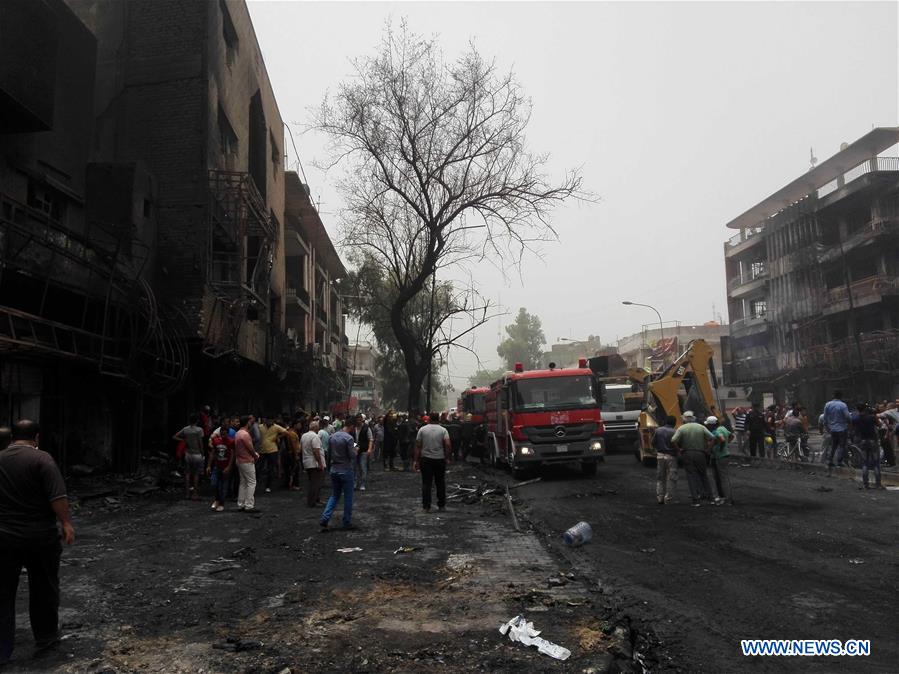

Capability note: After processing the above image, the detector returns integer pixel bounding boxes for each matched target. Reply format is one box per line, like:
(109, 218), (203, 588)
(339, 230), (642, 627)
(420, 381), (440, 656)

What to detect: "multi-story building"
(544, 336), (614, 369)
(347, 342), (382, 415)
(0, 0), (348, 471)
(0, 0), (186, 471)
(283, 171), (349, 412)
(616, 323), (728, 376)
(724, 127), (899, 410)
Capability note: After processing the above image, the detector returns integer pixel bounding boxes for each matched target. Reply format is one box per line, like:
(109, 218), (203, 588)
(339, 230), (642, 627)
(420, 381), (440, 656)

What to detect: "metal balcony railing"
(817, 157), (899, 199)
(725, 226), (765, 251)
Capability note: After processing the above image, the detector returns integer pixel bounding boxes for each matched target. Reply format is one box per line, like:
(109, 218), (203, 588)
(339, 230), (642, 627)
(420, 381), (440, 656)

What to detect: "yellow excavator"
(632, 339), (728, 466)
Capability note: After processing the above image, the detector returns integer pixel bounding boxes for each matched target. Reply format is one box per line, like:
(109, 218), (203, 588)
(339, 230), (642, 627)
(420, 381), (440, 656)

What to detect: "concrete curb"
(726, 455), (899, 488)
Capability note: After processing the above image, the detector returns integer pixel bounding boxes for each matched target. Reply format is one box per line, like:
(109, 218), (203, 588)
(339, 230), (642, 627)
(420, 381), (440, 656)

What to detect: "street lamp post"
(621, 301), (664, 342)
(622, 301), (666, 367)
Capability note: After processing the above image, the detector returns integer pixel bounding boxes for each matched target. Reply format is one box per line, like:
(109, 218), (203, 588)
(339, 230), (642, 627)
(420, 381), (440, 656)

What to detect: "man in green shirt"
(705, 416), (732, 506)
(672, 411), (714, 507)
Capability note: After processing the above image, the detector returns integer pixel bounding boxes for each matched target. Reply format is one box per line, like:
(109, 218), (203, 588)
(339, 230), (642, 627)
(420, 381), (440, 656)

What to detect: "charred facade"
(724, 127), (899, 410)
(1, 0), (349, 472)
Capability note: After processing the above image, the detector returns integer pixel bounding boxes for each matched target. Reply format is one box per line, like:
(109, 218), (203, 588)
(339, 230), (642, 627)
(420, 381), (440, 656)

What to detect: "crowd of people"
(655, 389), (896, 506)
(170, 407), (461, 528)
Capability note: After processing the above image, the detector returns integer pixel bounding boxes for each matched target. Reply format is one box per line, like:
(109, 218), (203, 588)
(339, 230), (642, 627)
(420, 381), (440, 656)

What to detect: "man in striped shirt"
(732, 407), (747, 455)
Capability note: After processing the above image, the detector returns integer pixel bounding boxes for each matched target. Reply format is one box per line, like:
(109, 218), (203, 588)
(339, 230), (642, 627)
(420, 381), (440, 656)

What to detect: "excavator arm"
(648, 339), (724, 426)
(634, 339), (725, 465)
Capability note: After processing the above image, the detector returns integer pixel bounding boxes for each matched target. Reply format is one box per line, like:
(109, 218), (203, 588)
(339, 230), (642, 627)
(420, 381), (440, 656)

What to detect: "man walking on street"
(320, 417), (357, 531)
(823, 391), (851, 476)
(652, 415), (679, 505)
(414, 413), (452, 512)
(173, 414), (205, 500)
(302, 420), (326, 507)
(672, 411), (714, 507)
(0, 420), (75, 665)
(235, 416), (259, 512)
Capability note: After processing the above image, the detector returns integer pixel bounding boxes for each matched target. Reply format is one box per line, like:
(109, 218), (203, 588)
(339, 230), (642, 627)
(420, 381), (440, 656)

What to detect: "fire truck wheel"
(581, 461), (598, 476)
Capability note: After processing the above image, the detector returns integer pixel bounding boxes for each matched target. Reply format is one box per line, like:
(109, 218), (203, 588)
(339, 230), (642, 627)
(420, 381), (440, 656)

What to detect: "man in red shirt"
(207, 417), (236, 511)
(234, 416), (260, 511)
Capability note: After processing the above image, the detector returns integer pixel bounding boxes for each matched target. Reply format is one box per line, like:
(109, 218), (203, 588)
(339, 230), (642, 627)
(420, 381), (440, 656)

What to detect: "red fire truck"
(485, 360), (605, 478)
(458, 386), (489, 458)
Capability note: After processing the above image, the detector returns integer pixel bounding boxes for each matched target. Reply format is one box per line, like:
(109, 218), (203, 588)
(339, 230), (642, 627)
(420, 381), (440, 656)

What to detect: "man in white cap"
(705, 416), (731, 506)
(671, 411), (714, 507)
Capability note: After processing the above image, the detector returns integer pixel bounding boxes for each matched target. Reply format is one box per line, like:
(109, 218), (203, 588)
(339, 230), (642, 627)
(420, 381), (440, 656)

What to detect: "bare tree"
(341, 252), (499, 411)
(317, 22), (584, 412)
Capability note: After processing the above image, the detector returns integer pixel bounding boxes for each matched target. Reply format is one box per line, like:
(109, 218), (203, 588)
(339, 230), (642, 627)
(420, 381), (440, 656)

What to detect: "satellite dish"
(839, 142), (849, 151)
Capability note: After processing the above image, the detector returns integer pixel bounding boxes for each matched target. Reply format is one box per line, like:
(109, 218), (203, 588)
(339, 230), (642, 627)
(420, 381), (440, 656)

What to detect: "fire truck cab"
(485, 360), (605, 478)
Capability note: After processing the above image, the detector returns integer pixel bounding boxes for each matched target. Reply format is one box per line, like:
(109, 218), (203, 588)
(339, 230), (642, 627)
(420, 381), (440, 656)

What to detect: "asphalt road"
(495, 453), (899, 673)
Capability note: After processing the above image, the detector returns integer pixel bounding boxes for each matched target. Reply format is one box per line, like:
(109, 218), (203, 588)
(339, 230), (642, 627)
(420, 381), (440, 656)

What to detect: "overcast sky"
(247, 0), (898, 394)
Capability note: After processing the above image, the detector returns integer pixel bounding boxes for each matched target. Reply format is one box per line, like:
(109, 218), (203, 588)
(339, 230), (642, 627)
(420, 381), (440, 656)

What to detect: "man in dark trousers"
(671, 411), (715, 507)
(0, 420), (75, 665)
(746, 402), (767, 461)
(319, 417), (357, 532)
(413, 413), (452, 512)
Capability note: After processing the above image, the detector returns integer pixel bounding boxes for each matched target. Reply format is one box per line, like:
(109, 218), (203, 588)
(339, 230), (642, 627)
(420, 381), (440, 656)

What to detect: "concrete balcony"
(817, 217), (899, 265)
(286, 286), (310, 311)
(724, 227), (765, 259)
(730, 315), (770, 337)
(729, 355), (778, 384)
(817, 157), (899, 204)
(727, 269), (768, 299)
(820, 274), (899, 316)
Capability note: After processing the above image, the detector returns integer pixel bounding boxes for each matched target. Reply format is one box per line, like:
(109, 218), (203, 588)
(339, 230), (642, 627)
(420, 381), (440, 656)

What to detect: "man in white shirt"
(301, 421), (325, 507)
(413, 413), (451, 512)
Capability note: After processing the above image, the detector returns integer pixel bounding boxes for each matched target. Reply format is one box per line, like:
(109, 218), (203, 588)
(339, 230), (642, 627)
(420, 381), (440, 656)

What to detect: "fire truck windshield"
(464, 393), (486, 414)
(512, 376), (598, 411)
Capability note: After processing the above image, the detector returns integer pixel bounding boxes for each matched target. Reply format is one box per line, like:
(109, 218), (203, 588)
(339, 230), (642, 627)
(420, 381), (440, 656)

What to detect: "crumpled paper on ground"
(499, 615), (571, 660)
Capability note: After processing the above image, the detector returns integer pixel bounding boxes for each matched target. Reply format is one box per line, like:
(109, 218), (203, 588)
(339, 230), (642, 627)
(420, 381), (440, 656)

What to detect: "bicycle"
(776, 434), (806, 462)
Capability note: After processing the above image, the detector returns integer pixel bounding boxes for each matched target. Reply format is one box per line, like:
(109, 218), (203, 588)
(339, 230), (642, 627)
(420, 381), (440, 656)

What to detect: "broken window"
(218, 105), (238, 156)
(27, 179), (66, 224)
(749, 260), (766, 280)
(248, 92), (267, 198)
(270, 130), (281, 180)
(220, 0), (239, 67)
(750, 300), (767, 319)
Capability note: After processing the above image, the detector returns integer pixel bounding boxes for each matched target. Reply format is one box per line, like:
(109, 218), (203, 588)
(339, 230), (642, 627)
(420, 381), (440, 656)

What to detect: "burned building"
(1, 0), (349, 472)
(724, 127), (899, 410)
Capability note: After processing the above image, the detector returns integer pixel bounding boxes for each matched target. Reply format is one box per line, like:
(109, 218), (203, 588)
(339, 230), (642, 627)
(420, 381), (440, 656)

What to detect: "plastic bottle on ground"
(563, 521), (592, 546)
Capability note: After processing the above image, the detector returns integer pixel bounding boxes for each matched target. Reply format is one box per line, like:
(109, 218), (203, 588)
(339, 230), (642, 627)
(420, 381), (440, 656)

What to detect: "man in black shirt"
(746, 402), (767, 460)
(0, 420), (75, 664)
(854, 404), (883, 490)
